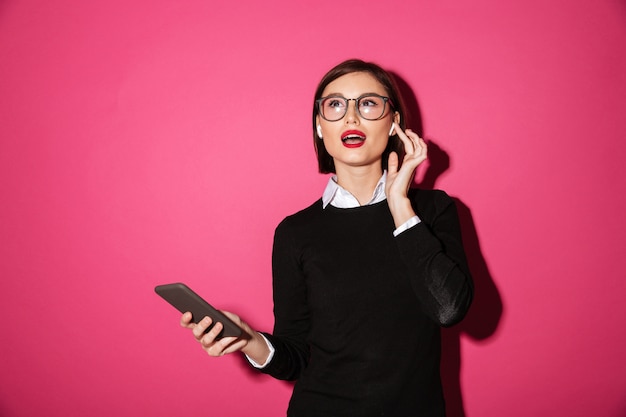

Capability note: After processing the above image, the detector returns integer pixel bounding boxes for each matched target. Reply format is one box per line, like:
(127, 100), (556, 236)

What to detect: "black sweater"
(260, 189), (473, 417)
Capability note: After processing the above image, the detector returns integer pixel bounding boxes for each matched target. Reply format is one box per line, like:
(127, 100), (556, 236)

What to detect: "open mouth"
(341, 130), (366, 147)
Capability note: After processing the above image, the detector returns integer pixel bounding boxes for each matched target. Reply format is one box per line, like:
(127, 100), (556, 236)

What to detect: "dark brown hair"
(312, 59), (407, 174)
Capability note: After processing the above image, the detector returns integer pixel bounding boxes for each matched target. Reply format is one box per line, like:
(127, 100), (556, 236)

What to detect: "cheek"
(370, 126), (391, 147)
(322, 136), (339, 156)
(319, 125), (341, 147)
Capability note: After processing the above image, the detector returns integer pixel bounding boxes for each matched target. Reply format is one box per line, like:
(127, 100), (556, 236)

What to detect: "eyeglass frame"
(315, 93), (394, 122)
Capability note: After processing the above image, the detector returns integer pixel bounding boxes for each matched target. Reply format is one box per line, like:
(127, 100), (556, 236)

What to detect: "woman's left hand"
(385, 126), (428, 227)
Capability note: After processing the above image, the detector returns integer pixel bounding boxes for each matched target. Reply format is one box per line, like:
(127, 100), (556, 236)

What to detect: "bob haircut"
(312, 59), (407, 174)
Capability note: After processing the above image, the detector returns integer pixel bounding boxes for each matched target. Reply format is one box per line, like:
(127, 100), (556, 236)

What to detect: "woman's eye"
(360, 97), (380, 107)
(326, 99), (345, 108)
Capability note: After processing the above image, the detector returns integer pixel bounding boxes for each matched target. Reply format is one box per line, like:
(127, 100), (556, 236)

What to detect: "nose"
(344, 99), (360, 125)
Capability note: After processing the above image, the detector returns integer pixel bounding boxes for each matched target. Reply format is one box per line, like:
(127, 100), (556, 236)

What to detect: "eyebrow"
(321, 92), (384, 98)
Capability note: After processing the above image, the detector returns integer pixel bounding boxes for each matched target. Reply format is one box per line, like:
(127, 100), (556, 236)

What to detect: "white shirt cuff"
(246, 332), (275, 369)
(393, 215), (421, 237)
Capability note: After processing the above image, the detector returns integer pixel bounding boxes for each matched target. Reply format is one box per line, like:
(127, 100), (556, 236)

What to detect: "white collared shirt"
(322, 171), (421, 236)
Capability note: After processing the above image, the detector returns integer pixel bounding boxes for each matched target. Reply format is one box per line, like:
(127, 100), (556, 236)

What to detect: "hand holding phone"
(155, 283), (242, 339)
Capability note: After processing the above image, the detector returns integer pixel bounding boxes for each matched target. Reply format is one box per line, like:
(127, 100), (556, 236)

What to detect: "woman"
(181, 59), (473, 416)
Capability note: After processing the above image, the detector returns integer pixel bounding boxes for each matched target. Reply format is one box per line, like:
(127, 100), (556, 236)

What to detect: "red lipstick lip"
(341, 130), (366, 148)
(341, 130), (366, 140)
(343, 142), (365, 148)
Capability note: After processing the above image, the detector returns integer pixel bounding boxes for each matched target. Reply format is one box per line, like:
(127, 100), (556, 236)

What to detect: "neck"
(335, 164), (384, 205)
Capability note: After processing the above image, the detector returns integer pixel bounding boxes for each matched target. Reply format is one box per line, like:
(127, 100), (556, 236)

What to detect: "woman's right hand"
(180, 311), (270, 364)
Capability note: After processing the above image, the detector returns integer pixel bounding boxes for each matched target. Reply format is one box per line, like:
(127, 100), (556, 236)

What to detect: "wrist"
(388, 197), (415, 228)
(242, 331), (271, 364)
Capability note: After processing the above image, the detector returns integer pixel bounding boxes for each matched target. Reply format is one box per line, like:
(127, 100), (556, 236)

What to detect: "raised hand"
(385, 126), (428, 227)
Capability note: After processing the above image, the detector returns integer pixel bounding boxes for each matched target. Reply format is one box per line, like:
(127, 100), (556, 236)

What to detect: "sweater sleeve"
(395, 190), (474, 327)
(255, 217), (310, 381)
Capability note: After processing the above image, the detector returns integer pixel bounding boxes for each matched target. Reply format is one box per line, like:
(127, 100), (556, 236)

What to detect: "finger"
(390, 136), (427, 190)
(220, 311), (251, 337)
(207, 336), (244, 357)
(193, 316), (214, 340)
(199, 321), (224, 347)
(387, 151), (399, 176)
(412, 137), (428, 160)
(406, 129), (423, 147)
(180, 311), (194, 328)
(395, 127), (419, 154)
(220, 310), (242, 325)
(402, 131), (427, 163)
(219, 338), (248, 355)
(394, 126), (412, 150)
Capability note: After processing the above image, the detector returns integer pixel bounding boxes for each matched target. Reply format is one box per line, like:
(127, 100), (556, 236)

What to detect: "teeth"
(343, 134), (365, 141)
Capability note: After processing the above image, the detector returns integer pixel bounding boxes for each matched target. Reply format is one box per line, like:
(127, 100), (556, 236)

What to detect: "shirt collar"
(322, 171), (387, 209)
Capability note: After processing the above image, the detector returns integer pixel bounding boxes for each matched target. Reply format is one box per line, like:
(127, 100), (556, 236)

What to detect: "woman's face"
(317, 72), (397, 174)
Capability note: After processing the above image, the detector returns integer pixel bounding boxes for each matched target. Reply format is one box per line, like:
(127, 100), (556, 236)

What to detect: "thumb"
(388, 151), (399, 176)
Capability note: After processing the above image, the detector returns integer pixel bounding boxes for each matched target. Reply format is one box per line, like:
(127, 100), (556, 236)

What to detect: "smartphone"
(155, 283), (242, 339)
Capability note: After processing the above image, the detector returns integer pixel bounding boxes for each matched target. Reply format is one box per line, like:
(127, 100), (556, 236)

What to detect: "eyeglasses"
(316, 93), (393, 122)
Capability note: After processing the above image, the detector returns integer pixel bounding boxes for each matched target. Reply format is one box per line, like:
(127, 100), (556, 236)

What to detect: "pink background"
(1, 0), (625, 416)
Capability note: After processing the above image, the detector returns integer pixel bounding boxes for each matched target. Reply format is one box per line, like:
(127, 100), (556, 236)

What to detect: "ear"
(389, 112), (401, 136)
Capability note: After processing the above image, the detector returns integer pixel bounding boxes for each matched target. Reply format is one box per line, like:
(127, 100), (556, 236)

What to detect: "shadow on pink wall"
(395, 73), (503, 417)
